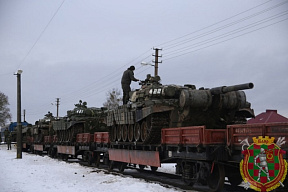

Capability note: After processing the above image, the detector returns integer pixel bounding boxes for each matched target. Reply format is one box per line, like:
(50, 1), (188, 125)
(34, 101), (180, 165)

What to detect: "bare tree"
(103, 88), (122, 110)
(0, 92), (12, 126)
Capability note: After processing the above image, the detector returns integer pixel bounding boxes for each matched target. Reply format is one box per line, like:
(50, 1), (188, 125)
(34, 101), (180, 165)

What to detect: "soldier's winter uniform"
(121, 66), (138, 104)
(7, 133), (12, 150)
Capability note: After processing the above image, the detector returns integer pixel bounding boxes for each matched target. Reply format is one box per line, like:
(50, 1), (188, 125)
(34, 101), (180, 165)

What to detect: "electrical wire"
(156, 0), (275, 48)
(17, 0), (66, 70)
(163, 10), (288, 57)
(162, 0), (288, 52)
(163, 17), (288, 61)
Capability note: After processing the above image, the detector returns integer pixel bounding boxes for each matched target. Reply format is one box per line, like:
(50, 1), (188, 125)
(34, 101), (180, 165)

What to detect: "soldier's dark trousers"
(122, 83), (131, 104)
(7, 143), (11, 150)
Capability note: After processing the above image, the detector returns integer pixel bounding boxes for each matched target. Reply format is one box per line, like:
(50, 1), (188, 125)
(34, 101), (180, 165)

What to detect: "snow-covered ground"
(0, 144), (195, 192)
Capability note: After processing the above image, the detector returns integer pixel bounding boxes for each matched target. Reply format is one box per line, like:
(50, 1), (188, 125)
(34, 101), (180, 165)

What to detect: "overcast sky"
(0, 0), (287, 124)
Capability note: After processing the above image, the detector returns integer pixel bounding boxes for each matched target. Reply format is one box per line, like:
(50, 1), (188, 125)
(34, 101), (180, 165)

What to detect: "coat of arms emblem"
(240, 136), (287, 191)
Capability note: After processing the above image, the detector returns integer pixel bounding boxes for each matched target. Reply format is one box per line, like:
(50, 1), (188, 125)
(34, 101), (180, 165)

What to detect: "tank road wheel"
(67, 129), (72, 142)
(64, 130), (69, 142)
(140, 121), (148, 141)
(134, 123), (141, 142)
(121, 125), (128, 142)
(57, 131), (61, 142)
(128, 124), (134, 142)
(110, 125), (117, 142)
(60, 131), (64, 142)
(117, 125), (122, 141)
(62, 131), (66, 142)
(207, 163), (225, 192)
(69, 129), (75, 142)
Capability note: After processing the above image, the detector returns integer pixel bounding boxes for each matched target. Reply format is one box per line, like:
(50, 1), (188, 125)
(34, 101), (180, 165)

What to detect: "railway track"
(77, 160), (255, 192)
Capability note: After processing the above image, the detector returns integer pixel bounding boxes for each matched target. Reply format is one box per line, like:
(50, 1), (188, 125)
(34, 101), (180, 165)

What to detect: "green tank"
(33, 112), (55, 143)
(107, 75), (254, 144)
(52, 100), (107, 143)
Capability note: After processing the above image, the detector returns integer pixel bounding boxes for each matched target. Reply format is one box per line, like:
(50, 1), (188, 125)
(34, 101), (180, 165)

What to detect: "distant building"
(248, 109), (288, 124)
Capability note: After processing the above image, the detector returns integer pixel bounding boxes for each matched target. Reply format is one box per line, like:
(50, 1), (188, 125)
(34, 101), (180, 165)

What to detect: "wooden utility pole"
(152, 48), (162, 76)
(23, 109), (26, 122)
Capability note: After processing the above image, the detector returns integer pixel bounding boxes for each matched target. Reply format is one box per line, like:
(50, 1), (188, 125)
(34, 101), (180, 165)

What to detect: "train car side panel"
(108, 149), (160, 167)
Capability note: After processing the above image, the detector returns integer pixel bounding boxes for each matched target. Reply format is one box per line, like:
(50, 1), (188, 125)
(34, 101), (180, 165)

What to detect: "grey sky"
(0, 0), (287, 124)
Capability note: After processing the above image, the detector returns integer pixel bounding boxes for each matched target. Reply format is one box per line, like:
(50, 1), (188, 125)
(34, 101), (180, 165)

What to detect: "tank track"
(108, 112), (170, 145)
(143, 112), (170, 144)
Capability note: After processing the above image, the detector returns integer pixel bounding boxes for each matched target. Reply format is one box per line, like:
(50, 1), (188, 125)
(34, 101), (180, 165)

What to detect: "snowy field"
(0, 144), (195, 192)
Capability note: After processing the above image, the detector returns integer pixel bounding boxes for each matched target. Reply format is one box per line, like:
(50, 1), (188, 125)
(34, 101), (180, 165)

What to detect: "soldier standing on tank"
(7, 132), (12, 150)
(121, 66), (139, 104)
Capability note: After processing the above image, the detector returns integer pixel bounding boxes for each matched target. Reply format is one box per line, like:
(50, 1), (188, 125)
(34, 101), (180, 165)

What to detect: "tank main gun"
(179, 82), (254, 109)
(210, 83), (254, 95)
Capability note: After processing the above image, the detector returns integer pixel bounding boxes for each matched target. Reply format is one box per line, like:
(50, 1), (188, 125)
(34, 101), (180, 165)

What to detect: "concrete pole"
(16, 70), (22, 159)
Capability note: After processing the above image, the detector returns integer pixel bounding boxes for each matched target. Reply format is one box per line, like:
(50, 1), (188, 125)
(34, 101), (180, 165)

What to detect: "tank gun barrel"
(210, 83), (254, 95)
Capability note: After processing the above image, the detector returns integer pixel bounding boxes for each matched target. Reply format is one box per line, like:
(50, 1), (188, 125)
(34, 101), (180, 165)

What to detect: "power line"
(58, 49), (152, 100)
(163, 10), (288, 57)
(155, 0), (274, 47)
(162, 0), (288, 52)
(16, 0), (66, 71)
(163, 17), (288, 61)
(57, 56), (151, 106)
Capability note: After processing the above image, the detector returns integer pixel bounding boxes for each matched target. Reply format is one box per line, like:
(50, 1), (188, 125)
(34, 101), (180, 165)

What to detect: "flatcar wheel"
(88, 153), (94, 166)
(227, 166), (243, 187)
(128, 124), (134, 142)
(50, 148), (56, 158)
(207, 163), (225, 192)
(151, 166), (158, 172)
(118, 162), (127, 173)
(139, 164), (145, 170)
(134, 123), (141, 141)
(117, 125), (122, 141)
(95, 152), (101, 168)
(140, 121), (148, 141)
(121, 125), (128, 142)
(228, 174), (243, 187)
(108, 161), (114, 172)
